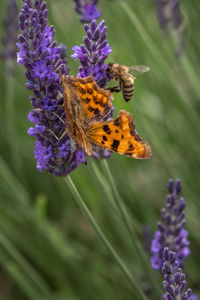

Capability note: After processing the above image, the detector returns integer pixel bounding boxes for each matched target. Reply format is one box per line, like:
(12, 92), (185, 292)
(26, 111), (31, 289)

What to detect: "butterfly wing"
(87, 110), (151, 159)
(71, 75), (113, 122)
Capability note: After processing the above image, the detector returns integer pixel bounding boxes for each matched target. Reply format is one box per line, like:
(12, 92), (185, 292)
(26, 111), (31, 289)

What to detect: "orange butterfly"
(61, 74), (151, 159)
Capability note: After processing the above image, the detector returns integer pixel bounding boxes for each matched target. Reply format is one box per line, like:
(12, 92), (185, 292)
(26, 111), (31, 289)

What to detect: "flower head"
(73, 0), (101, 23)
(72, 19), (112, 88)
(162, 248), (196, 300)
(151, 179), (190, 270)
(1, 0), (18, 74)
(17, 0), (85, 176)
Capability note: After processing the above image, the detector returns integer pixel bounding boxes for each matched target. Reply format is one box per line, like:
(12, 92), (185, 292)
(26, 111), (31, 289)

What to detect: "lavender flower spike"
(1, 0), (18, 75)
(151, 179), (190, 270)
(73, 0), (101, 23)
(71, 19), (112, 88)
(162, 248), (196, 300)
(17, 0), (85, 176)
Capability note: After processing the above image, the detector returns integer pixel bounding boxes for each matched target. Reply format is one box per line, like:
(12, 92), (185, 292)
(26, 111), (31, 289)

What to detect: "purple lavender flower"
(162, 248), (196, 300)
(151, 179), (190, 270)
(72, 19), (112, 88)
(155, 0), (184, 56)
(73, 0), (101, 23)
(155, 0), (169, 29)
(1, 0), (18, 74)
(17, 0), (85, 176)
(155, 0), (182, 31)
(71, 19), (113, 159)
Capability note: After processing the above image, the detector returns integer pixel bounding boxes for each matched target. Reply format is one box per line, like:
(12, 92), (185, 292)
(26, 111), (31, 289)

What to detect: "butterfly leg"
(58, 128), (68, 140)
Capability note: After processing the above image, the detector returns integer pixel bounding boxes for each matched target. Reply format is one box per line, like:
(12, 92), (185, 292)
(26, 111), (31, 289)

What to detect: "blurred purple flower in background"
(72, 0), (101, 23)
(162, 248), (196, 300)
(155, 0), (182, 31)
(1, 0), (18, 75)
(71, 19), (113, 158)
(151, 179), (190, 270)
(155, 0), (185, 56)
(17, 0), (85, 176)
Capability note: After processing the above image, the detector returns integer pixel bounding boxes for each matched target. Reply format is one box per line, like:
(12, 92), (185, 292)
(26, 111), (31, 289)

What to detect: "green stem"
(5, 74), (23, 178)
(65, 176), (148, 300)
(101, 160), (140, 234)
(101, 160), (162, 297)
(5, 75), (14, 136)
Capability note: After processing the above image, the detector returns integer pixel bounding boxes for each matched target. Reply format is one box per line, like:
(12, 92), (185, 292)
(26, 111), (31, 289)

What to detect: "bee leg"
(106, 85), (121, 93)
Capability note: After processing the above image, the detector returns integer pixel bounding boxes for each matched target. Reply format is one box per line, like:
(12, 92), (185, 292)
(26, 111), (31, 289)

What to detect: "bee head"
(106, 63), (114, 76)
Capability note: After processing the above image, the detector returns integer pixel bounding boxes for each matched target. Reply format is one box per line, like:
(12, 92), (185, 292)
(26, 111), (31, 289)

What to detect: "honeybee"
(106, 63), (150, 102)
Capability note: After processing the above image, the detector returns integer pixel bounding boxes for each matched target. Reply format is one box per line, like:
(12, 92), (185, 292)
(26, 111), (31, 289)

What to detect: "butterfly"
(61, 74), (151, 159)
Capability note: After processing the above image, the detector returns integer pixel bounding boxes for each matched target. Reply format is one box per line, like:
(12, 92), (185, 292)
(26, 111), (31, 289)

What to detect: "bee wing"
(127, 65), (150, 76)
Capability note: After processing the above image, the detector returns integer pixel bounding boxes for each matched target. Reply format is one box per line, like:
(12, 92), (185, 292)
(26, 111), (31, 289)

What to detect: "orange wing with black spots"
(72, 75), (113, 122)
(87, 110), (151, 159)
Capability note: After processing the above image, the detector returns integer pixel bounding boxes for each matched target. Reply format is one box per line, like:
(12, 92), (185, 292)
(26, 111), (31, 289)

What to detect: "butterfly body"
(61, 74), (151, 159)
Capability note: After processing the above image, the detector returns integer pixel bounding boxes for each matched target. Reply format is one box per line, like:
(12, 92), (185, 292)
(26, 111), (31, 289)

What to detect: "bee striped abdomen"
(122, 78), (134, 102)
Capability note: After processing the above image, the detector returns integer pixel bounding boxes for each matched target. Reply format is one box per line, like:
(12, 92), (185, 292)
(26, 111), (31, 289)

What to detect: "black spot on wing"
(100, 102), (106, 107)
(114, 117), (121, 126)
(115, 129), (119, 133)
(88, 106), (95, 112)
(103, 135), (107, 141)
(93, 96), (98, 104)
(128, 143), (134, 151)
(82, 97), (90, 103)
(80, 88), (86, 94)
(87, 88), (93, 94)
(111, 139), (120, 151)
(94, 108), (100, 115)
(130, 123), (136, 136)
(134, 135), (142, 142)
(103, 124), (111, 135)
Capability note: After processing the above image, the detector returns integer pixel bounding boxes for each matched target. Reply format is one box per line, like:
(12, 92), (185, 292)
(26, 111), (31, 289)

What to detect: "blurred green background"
(0, 0), (200, 299)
